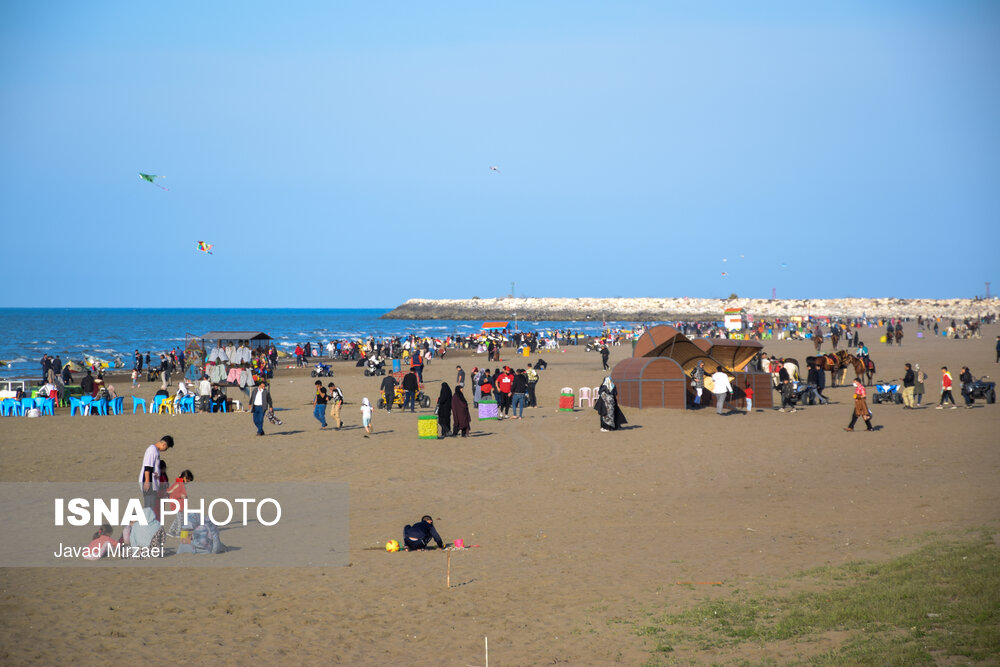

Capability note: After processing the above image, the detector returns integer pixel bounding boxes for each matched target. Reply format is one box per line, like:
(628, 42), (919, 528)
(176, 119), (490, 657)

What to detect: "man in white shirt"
(710, 368), (733, 415)
(248, 381), (271, 436)
(139, 435), (174, 509)
(198, 375), (212, 411)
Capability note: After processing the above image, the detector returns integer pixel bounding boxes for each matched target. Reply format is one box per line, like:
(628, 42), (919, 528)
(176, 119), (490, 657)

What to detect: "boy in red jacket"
(937, 367), (956, 408)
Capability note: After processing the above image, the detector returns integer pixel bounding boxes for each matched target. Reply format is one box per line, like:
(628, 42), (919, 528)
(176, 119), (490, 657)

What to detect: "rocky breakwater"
(382, 297), (998, 321)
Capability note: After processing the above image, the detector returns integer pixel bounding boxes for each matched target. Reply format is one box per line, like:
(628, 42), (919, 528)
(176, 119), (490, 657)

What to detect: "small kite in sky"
(197, 241), (213, 255)
(489, 165), (500, 173)
(139, 173), (168, 191)
(721, 272), (728, 277)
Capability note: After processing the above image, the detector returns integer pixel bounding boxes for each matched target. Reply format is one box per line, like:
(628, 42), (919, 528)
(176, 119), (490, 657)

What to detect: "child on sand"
(403, 515), (444, 551)
(744, 382), (753, 414)
(361, 397), (373, 437)
(167, 469), (193, 504)
(165, 470), (193, 538)
(84, 523), (116, 560)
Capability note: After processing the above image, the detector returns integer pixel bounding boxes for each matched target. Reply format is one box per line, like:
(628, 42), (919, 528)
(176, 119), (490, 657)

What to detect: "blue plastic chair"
(90, 398), (108, 416)
(40, 398), (55, 416)
(132, 396), (147, 414)
(20, 397), (35, 414)
(151, 395), (165, 414)
(108, 397), (123, 415)
(1, 399), (20, 416)
(178, 395), (195, 414)
(212, 399), (227, 413)
(69, 397), (85, 416)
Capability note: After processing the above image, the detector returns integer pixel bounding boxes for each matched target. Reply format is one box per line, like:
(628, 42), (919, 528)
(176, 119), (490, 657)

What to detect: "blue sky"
(1, 1), (997, 307)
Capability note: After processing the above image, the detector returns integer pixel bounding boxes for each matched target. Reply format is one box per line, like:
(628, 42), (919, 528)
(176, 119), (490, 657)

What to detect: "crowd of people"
(68, 314), (995, 563)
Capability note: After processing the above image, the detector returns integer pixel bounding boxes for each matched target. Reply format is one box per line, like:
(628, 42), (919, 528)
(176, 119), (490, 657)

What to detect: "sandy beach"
(1, 326), (998, 665)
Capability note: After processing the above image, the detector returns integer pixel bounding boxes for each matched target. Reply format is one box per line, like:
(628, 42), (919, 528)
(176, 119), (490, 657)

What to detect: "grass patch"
(636, 530), (1000, 665)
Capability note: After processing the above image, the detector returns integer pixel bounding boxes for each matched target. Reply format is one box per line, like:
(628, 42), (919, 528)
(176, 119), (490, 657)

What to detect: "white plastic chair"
(577, 387), (593, 408)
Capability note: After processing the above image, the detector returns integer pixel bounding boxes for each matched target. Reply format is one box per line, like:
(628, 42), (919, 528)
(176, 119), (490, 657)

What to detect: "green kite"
(139, 173), (168, 191)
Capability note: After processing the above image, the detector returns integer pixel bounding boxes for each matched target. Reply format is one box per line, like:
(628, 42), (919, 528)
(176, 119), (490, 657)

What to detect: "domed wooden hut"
(611, 326), (773, 410)
(611, 326), (716, 409)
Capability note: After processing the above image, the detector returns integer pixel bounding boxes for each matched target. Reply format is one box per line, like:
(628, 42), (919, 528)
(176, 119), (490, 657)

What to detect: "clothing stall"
(191, 331), (274, 393)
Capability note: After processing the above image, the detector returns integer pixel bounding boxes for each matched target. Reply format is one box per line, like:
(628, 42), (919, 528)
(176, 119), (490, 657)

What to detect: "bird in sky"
(489, 165), (500, 173)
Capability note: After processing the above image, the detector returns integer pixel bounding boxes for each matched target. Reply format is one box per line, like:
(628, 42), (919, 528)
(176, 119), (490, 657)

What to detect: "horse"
(806, 352), (847, 387)
(847, 354), (876, 386)
(894, 328), (903, 345)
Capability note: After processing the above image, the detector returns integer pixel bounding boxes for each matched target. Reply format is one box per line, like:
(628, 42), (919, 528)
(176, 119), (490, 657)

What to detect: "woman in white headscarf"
(595, 376), (627, 432)
(913, 363), (927, 405)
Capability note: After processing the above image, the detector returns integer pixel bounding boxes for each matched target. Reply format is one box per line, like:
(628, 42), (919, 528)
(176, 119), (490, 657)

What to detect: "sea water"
(0, 308), (622, 378)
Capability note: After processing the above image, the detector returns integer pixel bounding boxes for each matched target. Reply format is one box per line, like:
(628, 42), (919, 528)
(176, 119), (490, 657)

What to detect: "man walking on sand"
(380, 373), (398, 414)
(139, 435), (174, 510)
(526, 363), (539, 407)
(902, 363), (916, 408)
(401, 369), (419, 413)
(249, 381), (272, 435)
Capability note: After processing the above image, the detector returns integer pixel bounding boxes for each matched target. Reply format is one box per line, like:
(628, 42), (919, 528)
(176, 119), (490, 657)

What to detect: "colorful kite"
(489, 165), (500, 173)
(139, 173), (168, 191)
(197, 241), (213, 255)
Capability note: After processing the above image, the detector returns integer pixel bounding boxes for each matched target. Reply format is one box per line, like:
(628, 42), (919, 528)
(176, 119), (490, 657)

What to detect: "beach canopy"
(482, 321), (508, 330)
(197, 331), (273, 350)
(199, 331), (272, 341)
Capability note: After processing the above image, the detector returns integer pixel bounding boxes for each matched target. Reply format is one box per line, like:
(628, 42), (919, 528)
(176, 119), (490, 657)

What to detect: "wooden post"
(446, 549), (451, 588)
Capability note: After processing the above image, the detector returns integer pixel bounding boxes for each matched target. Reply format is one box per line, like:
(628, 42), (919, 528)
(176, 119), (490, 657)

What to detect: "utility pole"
(987, 282), (991, 299)
(510, 281), (515, 298)
(771, 287), (776, 300)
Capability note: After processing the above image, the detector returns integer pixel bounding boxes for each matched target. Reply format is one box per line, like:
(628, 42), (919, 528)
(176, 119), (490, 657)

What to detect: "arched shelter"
(612, 326), (717, 409)
(611, 326), (772, 409)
